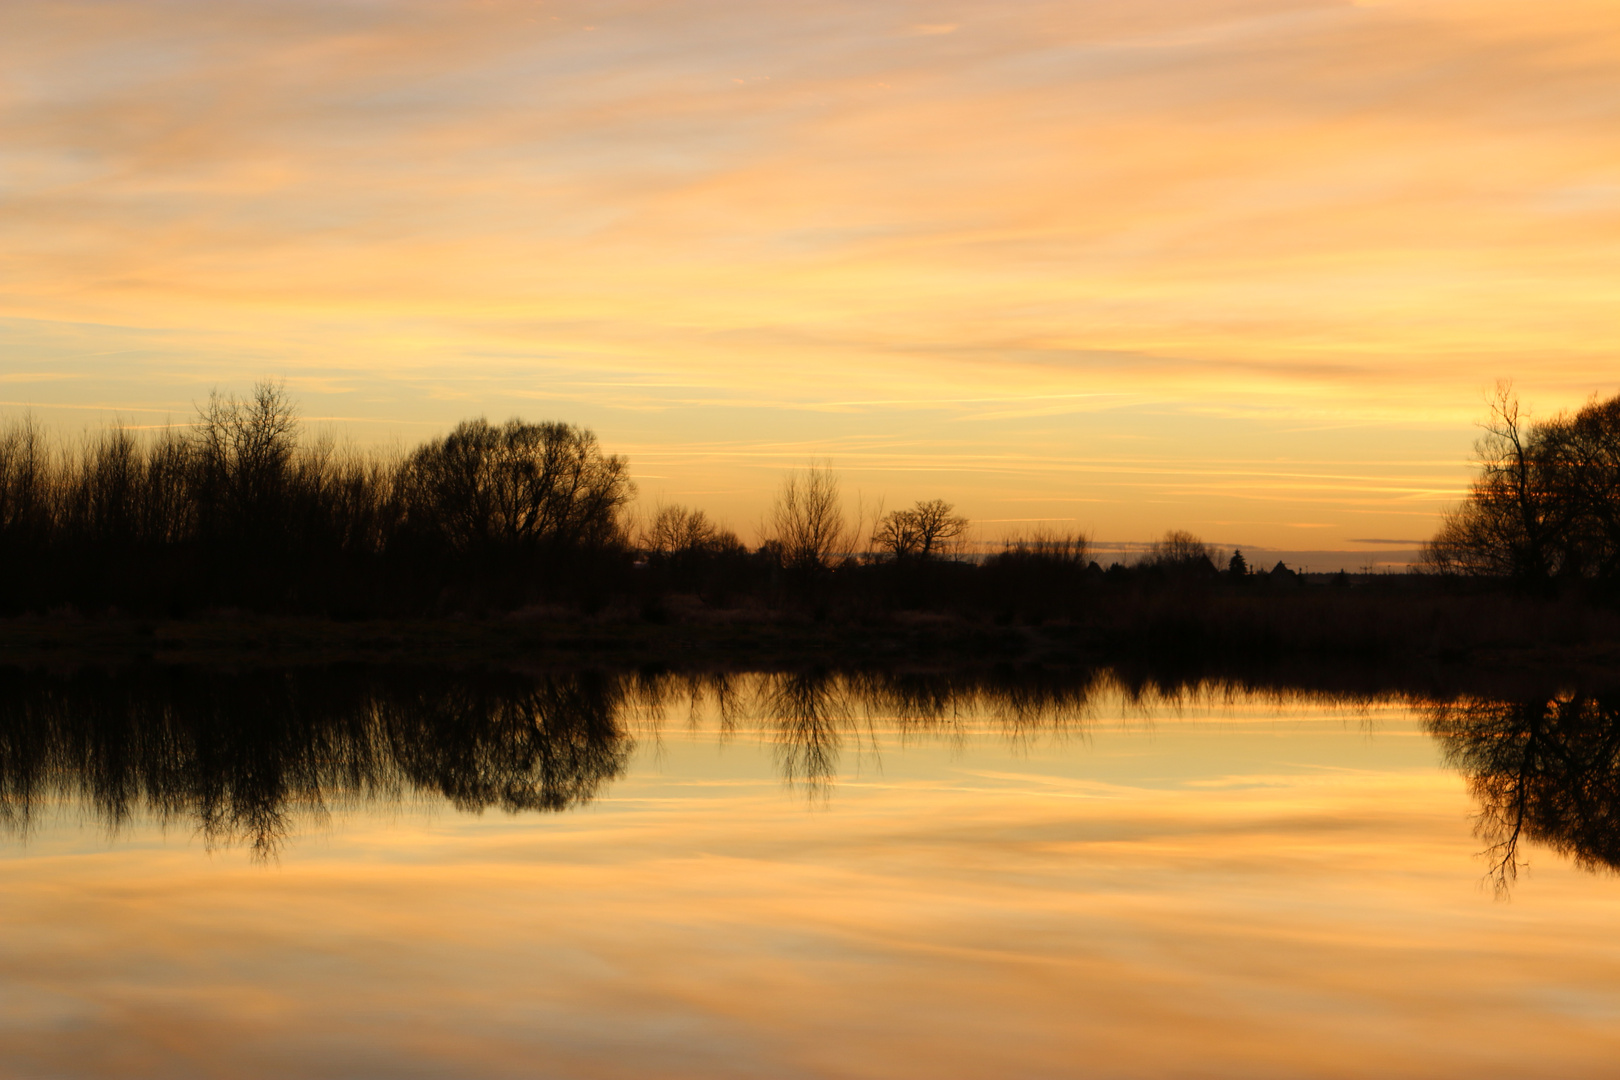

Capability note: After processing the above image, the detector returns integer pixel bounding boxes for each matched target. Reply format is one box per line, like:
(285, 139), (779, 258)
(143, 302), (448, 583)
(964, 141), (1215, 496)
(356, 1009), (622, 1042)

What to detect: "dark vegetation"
(1424, 381), (1620, 585)
(3, 381), (1620, 671)
(0, 384), (635, 616)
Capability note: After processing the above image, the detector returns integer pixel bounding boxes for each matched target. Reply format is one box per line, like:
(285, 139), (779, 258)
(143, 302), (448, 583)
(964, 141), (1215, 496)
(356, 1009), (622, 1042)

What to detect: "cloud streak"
(3, 0), (1617, 546)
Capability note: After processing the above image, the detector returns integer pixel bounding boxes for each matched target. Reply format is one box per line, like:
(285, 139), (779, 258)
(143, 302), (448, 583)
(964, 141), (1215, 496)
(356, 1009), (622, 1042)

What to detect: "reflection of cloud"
(6, 687), (1619, 1077)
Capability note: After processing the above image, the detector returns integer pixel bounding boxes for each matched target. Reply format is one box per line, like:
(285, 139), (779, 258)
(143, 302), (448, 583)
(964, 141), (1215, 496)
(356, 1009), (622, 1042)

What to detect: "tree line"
(0, 382), (1343, 619)
(0, 383), (634, 614)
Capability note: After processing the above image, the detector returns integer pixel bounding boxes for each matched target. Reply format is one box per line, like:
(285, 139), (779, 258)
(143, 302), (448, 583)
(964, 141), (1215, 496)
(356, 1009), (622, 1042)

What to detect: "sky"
(3, 0), (1619, 561)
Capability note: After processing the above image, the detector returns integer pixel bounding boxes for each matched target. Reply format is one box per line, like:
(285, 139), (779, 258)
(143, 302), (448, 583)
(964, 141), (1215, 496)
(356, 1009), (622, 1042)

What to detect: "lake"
(2, 666), (1618, 1078)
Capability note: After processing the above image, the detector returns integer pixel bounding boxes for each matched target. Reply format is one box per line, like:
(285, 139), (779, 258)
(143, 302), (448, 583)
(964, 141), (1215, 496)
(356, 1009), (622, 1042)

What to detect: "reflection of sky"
(6, 697), (1620, 1077)
(5, 0), (1620, 550)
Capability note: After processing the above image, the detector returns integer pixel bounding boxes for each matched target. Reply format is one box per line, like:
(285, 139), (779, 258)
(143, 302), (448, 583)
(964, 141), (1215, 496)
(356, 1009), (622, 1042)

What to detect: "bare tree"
(872, 508), (921, 560)
(190, 380), (301, 543)
(872, 498), (969, 561)
(138, 427), (195, 546)
(1423, 382), (1569, 580)
(0, 415), (54, 546)
(1144, 529), (1210, 568)
(770, 462), (850, 572)
(642, 503), (741, 558)
(992, 529), (1091, 566)
(644, 504), (715, 556)
(68, 426), (143, 545)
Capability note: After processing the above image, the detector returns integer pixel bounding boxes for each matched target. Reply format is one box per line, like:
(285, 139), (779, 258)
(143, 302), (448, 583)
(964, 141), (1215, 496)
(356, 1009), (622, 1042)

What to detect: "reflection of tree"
(755, 668), (1108, 792)
(0, 663), (1126, 853)
(19, 664), (1620, 896)
(1428, 694), (1620, 895)
(0, 668), (631, 860)
(760, 670), (848, 793)
(383, 672), (629, 814)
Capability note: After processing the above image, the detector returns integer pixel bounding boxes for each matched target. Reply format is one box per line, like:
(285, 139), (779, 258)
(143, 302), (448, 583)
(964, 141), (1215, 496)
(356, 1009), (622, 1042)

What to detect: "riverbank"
(4, 587), (1618, 695)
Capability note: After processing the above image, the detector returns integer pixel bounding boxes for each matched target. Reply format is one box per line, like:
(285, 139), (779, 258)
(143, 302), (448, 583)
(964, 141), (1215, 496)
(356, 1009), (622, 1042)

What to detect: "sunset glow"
(5, 0), (1619, 552)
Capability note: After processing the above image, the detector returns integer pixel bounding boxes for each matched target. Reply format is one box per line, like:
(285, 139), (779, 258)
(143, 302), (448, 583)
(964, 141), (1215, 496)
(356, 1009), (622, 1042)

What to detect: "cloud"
(2, 0), (1616, 545)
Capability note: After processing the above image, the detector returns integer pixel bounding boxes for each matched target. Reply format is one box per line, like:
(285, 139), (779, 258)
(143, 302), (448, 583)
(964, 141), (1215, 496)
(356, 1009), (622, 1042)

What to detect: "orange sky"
(4, 0), (1619, 556)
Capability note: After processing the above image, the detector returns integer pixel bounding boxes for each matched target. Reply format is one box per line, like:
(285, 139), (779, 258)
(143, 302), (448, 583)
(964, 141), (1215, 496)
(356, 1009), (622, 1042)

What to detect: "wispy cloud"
(2, 0), (1616, 546)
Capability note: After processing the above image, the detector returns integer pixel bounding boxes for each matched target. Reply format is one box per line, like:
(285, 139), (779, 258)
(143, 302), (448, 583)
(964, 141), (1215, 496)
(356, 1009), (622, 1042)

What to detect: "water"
(3, 667), (1619, 1078)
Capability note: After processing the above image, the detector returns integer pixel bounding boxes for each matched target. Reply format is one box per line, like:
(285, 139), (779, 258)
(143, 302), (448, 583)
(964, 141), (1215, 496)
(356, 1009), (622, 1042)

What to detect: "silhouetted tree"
(991, 529), (1091, 567)
(769, 462), (850, 574)
(398, 418), (632, 555)
(190, 381), (302, 548)
(0, 416), (52, 549)
(1145, 529), (1210, 569)
(872, 498), (969, 562)
(1536, 391), (1620, 578)
(637, 502), (747, 601)
(1420, 382), (1620, 582)
(1425, 384), (1557, 580)
(643, 504), (735, 558)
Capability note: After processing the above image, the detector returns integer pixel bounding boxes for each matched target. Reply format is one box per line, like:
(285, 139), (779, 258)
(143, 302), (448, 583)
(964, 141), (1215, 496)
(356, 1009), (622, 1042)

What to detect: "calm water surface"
(2, 668), (1618, 1078)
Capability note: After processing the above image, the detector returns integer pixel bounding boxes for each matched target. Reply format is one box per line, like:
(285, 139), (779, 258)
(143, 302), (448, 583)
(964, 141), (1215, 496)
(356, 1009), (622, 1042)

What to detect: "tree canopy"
(1425, 384), (1620, 582)
(399, 418), (633, 555)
